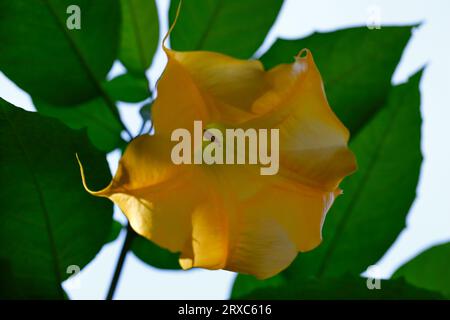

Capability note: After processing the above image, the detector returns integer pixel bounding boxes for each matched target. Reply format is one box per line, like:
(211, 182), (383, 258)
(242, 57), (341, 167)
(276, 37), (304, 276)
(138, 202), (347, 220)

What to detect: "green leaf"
(260, 26), (415, 134)
(0, 0), (120, 106)
(119, 0), (159, 74)
(0, 99), (113, 299)
(168, 0), (283, 58)
(392, 242), (450, 298)
(231, 273), (285, 300)
(131, 235), (181, 270)
(104, 73), (151, 103)
(232, 70), (424, 297)
(106, 220), (124, 244)
(236, 276), (442, 300)
(34, 98), (125, 152)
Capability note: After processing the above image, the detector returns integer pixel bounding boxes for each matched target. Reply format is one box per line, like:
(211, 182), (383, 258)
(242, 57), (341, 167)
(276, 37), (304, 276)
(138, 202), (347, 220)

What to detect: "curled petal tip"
(295, 48), (310, 60)
(75, 153), (111, 197)
(163, 0), (183, 52)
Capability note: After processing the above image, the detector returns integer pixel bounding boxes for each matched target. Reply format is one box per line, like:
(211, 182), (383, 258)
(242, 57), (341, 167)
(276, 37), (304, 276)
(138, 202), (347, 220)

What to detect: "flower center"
(202, 122), (226, 148)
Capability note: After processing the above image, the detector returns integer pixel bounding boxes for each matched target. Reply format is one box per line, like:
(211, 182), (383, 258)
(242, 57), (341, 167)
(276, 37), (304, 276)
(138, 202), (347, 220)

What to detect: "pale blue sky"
(0, 0), (449, 299)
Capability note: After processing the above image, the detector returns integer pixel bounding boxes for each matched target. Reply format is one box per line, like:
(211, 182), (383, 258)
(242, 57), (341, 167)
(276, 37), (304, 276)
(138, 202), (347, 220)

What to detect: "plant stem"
(106, 75), (152, 299)
(106, 223), (136, 300)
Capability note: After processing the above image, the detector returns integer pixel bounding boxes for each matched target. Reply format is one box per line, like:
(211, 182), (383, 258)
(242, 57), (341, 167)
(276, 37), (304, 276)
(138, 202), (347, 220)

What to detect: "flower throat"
(170, 121), (280, 176)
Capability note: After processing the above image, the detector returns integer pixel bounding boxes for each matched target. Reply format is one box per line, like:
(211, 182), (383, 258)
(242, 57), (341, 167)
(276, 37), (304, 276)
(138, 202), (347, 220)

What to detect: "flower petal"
(169, 50), (267, 111)
(179, 196), (229, 270)
(224, 207), (298, 280)
(79, 135), (198, 252)
(246, 49), (357, 191)
(152, 53), (211, 135)
(214, 167), (336, 279)
(155, 49), (268, 126)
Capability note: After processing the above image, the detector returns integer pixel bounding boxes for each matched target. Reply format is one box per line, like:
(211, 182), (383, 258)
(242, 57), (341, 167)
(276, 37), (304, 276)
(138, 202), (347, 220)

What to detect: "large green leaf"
(131, 235), (181, 270)
(236, 276), (442, 300)
(0, 0), (120, 106)
(260, 26), (415, 134)
(119, 0), (159, 75)
(232, 70), (424, 297)
(168, 0), (283, 58)
(34, 98), (124, 152)
(105, 73), (151, 103)
(392, 242), (450, 298)
(0, 99), (113, 299)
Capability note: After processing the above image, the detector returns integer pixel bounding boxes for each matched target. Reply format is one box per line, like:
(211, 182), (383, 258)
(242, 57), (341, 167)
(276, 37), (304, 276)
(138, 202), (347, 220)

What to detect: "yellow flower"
(79, 43), (356, 279)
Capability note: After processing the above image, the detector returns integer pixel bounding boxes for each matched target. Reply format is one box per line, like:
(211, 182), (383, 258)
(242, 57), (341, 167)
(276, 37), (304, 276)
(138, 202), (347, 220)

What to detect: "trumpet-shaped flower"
(80, 43), (356, 279)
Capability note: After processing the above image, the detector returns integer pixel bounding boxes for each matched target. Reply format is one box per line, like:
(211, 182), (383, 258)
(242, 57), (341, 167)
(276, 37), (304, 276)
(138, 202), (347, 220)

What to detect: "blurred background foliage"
(0, 0), (447, 299)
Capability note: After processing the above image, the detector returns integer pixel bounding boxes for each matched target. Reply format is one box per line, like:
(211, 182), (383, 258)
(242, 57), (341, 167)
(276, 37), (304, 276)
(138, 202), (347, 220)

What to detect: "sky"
(0, 0), (449, 299)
